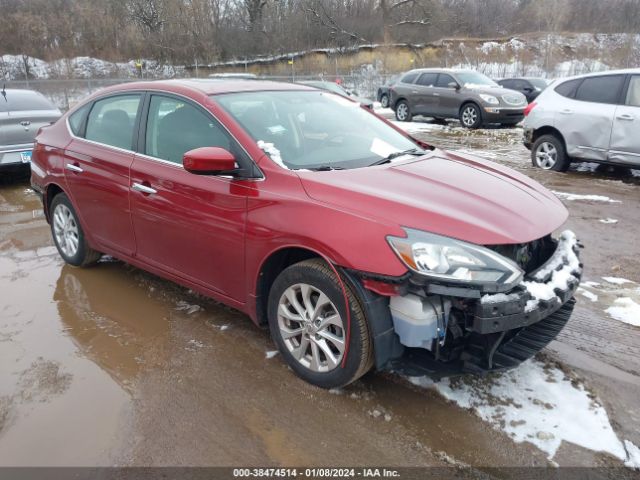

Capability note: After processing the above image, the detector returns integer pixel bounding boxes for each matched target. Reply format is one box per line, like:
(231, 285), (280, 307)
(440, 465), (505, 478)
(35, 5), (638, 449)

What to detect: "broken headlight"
(387, 228), (524, 292)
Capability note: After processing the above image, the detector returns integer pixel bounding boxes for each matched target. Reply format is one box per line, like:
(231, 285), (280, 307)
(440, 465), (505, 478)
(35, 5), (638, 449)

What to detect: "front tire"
(395, 100), (412, 122)
(531, 134), (569, 172)
(460, 103), (482, 129)
(50, 193), (101, 267)
(267, 259), (373, 389)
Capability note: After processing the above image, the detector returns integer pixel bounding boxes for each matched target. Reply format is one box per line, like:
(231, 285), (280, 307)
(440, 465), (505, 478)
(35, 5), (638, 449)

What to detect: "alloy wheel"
(53, 204), (80, 258)
(535, 142), (558, 169)
(396, 103), (408, 121)
(461, 106), (478, 127)
(381, 95), (389, 108)
(277, 283), (345, 373)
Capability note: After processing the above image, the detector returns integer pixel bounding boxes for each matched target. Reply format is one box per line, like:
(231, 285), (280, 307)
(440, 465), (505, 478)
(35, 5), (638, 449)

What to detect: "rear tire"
(267, 259), (373, 389)
(380, 94), (389, 108)
(50, 193), (102, 267)
(531, 134), (569, 172)
(459, 103), (483, 129)
(395, 100), (412, 122)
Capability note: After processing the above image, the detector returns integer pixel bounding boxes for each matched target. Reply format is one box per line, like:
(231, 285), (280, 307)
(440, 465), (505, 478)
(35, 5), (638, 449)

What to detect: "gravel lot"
(1, 116), (639, 471)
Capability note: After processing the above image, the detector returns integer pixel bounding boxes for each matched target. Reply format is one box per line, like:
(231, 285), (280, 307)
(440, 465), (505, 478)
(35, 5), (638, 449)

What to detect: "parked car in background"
(208, 73), (258, 80)
(0, 88), (61, 171)
(497, 77), (549, 103)
(377, 75), (399, 108)
(31, 79), (580, 389)
(298, 80), (374, 109)
(389, 69), (527, 128)
(524, 69), (640, 171)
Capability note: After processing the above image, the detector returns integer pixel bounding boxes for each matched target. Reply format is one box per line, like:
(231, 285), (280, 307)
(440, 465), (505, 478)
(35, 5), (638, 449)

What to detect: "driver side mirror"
(183, 147), (238, 175)
(448, 81), (460, 90)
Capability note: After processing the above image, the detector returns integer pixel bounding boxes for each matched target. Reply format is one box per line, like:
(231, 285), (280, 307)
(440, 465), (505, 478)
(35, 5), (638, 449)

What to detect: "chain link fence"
(4, 73), (394, 111)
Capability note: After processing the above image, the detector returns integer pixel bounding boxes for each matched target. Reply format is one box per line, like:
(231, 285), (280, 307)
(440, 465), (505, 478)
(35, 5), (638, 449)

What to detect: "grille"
(486, 235), (556, 274)
(502, 93), (526, 106)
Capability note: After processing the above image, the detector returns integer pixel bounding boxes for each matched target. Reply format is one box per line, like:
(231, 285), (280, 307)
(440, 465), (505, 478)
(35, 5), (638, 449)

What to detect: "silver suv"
(389, 69), (527, 128)
(524, 69), (640, 171)
(1, 89), (61, 171)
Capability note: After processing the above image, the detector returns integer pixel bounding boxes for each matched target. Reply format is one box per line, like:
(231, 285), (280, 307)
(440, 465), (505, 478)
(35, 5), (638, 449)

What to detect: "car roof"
(404, 68), (476, 75)
(96, 79), (314, 97)
(558, 68), (640, 82)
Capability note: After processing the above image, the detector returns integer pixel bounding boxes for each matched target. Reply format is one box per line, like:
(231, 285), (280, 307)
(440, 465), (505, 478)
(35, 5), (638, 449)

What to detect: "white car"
(523, 69), (640, 171)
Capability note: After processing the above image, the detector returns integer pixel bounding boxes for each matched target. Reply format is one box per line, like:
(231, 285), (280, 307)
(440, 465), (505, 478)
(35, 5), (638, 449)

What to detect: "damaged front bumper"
(347, 231), (582, 380)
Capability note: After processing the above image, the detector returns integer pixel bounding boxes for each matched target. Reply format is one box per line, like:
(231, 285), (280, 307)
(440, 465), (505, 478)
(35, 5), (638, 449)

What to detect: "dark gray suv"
(389, 69), (527, 128)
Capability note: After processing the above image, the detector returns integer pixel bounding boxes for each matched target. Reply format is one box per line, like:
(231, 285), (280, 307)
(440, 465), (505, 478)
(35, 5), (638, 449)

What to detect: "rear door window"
(68, 103), (91, 136)
(574, 75), (625, 104)
(85, 94), (141, 150)
(416, 73), (438, 87)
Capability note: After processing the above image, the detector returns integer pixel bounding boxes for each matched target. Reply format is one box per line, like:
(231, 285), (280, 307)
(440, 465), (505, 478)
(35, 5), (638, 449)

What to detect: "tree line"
(2, 0), (640, 65)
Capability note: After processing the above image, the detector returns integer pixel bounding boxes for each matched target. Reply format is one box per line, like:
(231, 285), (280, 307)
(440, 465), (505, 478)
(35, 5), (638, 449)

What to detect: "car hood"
(296, 150), (568, 245)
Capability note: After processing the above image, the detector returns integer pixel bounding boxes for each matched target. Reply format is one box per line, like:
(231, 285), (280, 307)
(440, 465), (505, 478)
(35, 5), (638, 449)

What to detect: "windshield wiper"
(369, 148), (424, 167)
(311, 165), (345, 171)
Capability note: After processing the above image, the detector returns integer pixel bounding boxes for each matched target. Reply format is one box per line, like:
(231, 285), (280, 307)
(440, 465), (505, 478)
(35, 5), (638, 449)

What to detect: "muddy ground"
(0, 118), (639, 473)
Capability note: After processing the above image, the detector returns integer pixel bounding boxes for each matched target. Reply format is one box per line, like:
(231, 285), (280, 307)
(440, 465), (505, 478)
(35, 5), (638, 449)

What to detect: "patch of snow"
(220, 325), (230, 331)
(577, 288), (598, 302)
(605, 298), (640, 327)
(265, 350), (279, 359)
(625, 440), (640, 469)
(328, 388), (343, 395)
(521, 230), (580, 312)
(481, 292), (520, 304)
(390, 120), (441, 134)
(599, 218), (619, 224)
(552, 191), (621, 203)
(602, 277), (635, 285)
(186, 339), (205, 350)
(432, 359), (628, 461)
(257, 140), (287, 169)
(374, 107), (394, 116)
(582, 281), (601, 288)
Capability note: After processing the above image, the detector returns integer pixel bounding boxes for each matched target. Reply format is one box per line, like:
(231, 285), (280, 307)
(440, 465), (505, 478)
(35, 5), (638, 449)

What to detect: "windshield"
(456, 72), (498, 87)
(309, 82), (348, 96)
(215, 90), (420, 170)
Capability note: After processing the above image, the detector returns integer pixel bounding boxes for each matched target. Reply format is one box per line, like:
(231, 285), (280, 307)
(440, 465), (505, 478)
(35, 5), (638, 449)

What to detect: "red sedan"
(30, 80), (582, 388)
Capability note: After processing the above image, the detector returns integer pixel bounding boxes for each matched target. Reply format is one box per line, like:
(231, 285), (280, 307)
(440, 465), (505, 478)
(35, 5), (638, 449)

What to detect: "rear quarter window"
(400, 72), (419, 84)
(554, 79), (582, 98)
(68, 103), (91, 136)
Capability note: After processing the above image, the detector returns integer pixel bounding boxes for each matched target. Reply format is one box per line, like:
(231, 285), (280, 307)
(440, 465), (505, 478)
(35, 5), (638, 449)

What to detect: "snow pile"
(433, 359), (633, 463)
(605, 298), (640, 327)
(1, 54), (184, 80)
(481, 292), (520, 304)
(602, 277), (635, 285)
(577, 287), (598, 302)
(552, 191), (621, 203)
(257, 140), (287, 169)
(625, 440), (640, 469)
(522, 230), (580, 312)
(265, 350), (279, 359)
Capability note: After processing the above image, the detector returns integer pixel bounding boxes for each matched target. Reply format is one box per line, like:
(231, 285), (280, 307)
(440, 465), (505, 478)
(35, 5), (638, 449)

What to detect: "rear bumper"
(0, 146), (33, 167)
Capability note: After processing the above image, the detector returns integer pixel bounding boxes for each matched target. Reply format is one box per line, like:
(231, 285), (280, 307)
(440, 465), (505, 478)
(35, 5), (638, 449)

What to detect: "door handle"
(560, 109), (573, 115)
(433, 93), (440, 97)
(132, 182), (157, 195)
(616, 114), (634, 121)
(65, 163), (83, 173)
(20, 120), (31, 127)
(412, 90), (418, 94)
